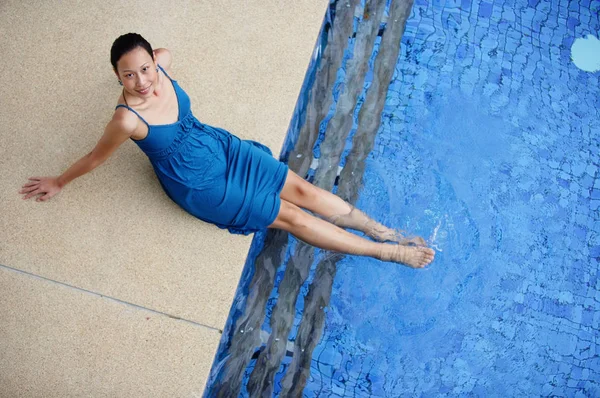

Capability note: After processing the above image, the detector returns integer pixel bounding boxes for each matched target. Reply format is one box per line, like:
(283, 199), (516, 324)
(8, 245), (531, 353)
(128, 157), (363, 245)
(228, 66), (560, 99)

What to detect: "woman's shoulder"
(111, 102), (141, 134)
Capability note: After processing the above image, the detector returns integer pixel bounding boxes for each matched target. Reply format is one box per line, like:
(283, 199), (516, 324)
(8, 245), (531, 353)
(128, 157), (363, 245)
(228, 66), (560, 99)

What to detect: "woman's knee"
(270, 200), (308, 231)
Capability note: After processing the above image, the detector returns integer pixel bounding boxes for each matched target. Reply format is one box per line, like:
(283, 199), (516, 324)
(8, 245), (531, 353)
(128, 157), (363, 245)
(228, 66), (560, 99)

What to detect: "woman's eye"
(143, 67), (148, 71)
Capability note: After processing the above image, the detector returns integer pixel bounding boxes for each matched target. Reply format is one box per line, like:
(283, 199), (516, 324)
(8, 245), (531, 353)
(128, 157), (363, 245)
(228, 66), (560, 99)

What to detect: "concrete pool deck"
(0, 0), (326, 395)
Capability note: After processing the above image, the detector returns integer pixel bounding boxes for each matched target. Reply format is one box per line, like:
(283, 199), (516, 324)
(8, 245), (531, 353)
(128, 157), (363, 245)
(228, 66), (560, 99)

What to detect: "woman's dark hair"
(110, 33), (153, 71)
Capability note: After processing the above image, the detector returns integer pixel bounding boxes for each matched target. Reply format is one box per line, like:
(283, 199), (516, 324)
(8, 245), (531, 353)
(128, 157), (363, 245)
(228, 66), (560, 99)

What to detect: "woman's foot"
(329, 206), (427, 246)
(366, 225), (427, 246)
(377, 244), (435, 268)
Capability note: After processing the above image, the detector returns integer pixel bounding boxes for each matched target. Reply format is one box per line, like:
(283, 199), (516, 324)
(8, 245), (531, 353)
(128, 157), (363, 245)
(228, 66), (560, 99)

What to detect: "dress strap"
(115, 104), (150, 127)
(158, 64), (175, 81)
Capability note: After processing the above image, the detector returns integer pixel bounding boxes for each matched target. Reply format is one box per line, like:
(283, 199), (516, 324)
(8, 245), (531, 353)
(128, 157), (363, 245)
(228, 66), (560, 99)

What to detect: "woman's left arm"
(153, 48), (173, 72)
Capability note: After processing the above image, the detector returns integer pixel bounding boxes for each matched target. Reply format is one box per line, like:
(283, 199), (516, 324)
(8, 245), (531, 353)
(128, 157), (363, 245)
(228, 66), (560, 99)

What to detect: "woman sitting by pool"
(19, 33), (435, 268)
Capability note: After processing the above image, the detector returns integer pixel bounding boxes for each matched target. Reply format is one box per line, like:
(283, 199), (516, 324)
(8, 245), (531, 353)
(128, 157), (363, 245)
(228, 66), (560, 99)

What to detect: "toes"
(417, 248), (435, 267)
(418, 247), (434, 255)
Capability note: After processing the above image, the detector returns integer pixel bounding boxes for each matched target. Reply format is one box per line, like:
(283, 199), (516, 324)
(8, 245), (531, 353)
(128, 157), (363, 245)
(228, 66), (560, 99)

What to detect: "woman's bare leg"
(270, 200), (435, 268)
(328, 206), (426, 245)
(280, 171), (426, 245)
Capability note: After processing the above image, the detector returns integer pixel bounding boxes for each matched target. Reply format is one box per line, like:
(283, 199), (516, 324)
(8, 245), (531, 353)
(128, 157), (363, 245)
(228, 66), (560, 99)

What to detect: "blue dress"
(115, 65), (288, 235)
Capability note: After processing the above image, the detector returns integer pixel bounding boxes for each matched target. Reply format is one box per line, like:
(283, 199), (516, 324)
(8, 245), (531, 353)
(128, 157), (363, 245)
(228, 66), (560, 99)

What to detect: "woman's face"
(115, 47), (158, 98)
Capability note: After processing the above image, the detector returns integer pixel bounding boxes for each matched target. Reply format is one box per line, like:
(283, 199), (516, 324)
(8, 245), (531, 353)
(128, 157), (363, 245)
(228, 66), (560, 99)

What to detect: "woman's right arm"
(20, 113), (137, 202)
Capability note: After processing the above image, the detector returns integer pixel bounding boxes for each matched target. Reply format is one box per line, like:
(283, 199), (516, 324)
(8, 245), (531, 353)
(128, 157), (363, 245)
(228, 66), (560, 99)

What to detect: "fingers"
(20, 177), (46, 191)
(20, 179), (41, 192)
(20, 183), (39, 192)
(23, 189), (42, 200)
(20, 177), (59, 202)
(20, 185), (39, 194)
(20, 177), (55, 201)
(20, 177), (42, 192)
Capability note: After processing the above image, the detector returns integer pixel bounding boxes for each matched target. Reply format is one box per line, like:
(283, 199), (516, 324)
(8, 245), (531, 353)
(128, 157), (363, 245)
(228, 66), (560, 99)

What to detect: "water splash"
(427, 213), (446, 252)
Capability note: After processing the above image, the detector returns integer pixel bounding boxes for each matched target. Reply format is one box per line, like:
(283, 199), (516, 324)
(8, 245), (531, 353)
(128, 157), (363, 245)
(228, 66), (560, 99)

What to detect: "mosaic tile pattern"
(206, 0), (599, 396)
(319, 0), (600, 395)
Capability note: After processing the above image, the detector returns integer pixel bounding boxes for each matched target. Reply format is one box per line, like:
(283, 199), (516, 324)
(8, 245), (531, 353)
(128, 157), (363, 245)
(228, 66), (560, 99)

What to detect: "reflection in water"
(288, 0), (361, 178)
(209, 0), (416, 396)
(247, 0), (388, 396)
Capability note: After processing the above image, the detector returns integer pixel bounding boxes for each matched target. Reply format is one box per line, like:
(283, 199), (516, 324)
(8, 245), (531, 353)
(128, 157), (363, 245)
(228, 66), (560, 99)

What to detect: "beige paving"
(0, 0), (326, 395)
(0, 266), (219, 397)
(0, 0), (325, 327)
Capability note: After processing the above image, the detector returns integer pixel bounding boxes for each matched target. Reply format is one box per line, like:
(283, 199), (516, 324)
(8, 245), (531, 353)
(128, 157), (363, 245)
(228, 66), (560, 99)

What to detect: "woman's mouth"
(137, 85), (152, 95)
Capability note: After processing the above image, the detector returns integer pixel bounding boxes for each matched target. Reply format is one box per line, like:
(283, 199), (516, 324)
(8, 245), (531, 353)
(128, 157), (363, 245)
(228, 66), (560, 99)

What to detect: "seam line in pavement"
(0, 263), (223, 333)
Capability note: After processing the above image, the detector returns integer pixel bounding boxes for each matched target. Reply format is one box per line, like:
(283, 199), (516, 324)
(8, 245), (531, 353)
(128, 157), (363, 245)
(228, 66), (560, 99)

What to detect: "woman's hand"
(17, 108), (135, 204)
(20, 177), (62, 202)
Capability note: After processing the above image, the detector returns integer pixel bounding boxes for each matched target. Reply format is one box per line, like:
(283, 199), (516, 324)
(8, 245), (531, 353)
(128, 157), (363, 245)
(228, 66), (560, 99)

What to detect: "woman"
(20, 33), (435, 268)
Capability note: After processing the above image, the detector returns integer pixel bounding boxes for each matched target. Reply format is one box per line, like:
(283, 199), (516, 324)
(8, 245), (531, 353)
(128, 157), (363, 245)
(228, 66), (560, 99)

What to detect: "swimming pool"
(205, 0), (600, 396)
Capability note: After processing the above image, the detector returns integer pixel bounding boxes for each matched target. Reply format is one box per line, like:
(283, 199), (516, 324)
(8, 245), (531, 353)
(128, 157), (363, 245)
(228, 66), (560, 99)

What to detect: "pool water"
(206, 0), (600, 396)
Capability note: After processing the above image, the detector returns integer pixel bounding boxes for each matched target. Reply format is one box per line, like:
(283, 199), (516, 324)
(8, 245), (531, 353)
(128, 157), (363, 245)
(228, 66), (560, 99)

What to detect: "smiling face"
(114, 46), (158, 99)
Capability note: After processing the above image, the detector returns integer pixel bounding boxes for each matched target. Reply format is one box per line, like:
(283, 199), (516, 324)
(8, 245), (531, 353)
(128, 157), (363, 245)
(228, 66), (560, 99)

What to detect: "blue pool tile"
(574, 226), (588, 240)
(562, 35), (575, 49)
(567, 16), (580, 30)
(568, 1), (580, 11)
